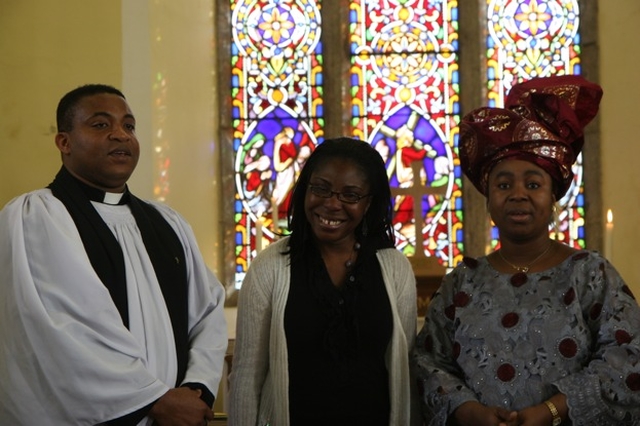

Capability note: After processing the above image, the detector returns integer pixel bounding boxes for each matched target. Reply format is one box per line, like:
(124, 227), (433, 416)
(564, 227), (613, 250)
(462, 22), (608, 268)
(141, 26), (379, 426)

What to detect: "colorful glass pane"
(486, 0), (582, 249)
(349, 0), (463, 268)
(231, 0), (324, 287)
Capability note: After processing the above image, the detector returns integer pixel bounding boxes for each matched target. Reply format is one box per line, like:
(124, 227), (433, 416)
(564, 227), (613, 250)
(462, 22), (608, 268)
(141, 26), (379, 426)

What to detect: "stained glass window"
(486, 0), (582, 249)
(349, 1), (463, 268)
(227, 0), (588, 289)
(230, 0), (324, 287)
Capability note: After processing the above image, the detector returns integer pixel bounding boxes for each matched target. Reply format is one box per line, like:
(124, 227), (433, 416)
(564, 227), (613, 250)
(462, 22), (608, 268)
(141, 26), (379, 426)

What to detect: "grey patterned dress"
(415, 251), (640, 426)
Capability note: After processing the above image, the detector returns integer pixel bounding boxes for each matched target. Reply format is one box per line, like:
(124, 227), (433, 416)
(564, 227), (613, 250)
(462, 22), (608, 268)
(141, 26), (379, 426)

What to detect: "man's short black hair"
(56, 84), (126, 132)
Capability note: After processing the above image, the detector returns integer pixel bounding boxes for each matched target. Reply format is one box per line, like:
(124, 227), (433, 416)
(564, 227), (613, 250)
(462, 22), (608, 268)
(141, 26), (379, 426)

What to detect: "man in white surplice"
(0, 84), (227, 425)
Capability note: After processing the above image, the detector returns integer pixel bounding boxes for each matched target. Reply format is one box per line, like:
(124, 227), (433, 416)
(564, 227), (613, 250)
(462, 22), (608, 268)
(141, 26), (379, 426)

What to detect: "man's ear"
(55, 132), (71, 154)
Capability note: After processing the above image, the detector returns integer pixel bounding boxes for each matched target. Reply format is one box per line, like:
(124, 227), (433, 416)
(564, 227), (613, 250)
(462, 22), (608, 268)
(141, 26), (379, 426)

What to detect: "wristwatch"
(544, 400), (562, 426)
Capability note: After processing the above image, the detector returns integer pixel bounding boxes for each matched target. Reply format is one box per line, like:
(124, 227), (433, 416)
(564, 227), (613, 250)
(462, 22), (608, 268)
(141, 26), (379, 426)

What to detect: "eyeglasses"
(308, 184), (371, 204)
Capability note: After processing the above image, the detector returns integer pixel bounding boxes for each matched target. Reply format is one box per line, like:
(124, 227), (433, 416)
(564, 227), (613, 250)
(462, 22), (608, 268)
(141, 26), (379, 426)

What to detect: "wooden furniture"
(409, 255), (446, 317)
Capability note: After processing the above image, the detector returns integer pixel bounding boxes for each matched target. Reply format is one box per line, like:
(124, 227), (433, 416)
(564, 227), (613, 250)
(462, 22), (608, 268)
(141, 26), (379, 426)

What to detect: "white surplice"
(0, 189), (227, 425)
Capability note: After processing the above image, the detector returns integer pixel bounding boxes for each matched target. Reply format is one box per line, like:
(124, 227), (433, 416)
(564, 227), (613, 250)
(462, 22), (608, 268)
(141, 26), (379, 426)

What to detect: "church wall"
(0, 0), (122, 205)
(599, 0), (640, 297)
(120, 0), (222, 278)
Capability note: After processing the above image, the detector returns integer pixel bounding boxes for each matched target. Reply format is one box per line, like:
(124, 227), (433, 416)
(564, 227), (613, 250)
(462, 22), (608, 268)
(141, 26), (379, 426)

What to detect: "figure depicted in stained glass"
(272, 126), (298, 217)
(390, 123), (433, 240)
(241, 134), (273, 218)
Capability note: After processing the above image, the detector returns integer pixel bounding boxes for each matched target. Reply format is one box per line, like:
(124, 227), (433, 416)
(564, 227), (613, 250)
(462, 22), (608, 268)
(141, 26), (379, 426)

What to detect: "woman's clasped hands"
(453, 400), (562, 426)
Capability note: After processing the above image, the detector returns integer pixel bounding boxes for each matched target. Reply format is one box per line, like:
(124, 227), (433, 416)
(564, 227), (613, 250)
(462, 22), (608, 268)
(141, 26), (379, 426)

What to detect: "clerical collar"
(102, 192), (126, 205)
(66, 170), (130, 205)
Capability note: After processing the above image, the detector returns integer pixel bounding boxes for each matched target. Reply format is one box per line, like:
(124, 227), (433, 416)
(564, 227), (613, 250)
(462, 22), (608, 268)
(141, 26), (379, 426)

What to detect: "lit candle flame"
(605, 209), (613, 261)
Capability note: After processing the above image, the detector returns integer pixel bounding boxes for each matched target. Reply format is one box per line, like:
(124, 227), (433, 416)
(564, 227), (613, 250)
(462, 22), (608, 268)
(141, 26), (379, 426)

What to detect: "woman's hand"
(517, 394), (567, 426)
(515, 403), (554, 426)
(453, 401), (519, 426)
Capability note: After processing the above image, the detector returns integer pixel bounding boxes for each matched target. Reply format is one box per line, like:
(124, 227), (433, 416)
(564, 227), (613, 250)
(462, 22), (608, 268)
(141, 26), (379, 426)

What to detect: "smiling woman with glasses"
(229, 137), (419, 426)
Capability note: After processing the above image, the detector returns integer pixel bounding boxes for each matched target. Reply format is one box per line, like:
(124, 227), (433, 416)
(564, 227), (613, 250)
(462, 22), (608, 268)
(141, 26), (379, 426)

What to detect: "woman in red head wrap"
(415, 76), (640, 426)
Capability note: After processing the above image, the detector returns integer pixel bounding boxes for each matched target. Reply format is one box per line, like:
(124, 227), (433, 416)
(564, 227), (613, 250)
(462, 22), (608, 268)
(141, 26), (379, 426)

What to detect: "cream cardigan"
(228, 237), (420, 426)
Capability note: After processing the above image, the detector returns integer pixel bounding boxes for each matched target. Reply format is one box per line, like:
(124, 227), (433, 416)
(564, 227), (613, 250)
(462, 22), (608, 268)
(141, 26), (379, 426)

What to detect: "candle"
(604, 209), (613, 261)
(255, 219), (263, 254)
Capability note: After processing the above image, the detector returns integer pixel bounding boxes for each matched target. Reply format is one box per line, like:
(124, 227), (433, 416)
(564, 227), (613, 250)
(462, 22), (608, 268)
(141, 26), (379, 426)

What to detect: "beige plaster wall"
(0, 0), (122, 203)
(121, 1), (221, 277)
(599, 0), (640, 295)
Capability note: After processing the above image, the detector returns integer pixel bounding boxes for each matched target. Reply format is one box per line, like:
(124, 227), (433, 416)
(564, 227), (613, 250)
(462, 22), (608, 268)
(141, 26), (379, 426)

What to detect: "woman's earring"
(361, 219), (368, 237)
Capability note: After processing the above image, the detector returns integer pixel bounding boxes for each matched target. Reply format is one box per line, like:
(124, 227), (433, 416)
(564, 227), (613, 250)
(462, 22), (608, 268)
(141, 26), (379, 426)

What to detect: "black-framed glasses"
(308, 184), (371, 204)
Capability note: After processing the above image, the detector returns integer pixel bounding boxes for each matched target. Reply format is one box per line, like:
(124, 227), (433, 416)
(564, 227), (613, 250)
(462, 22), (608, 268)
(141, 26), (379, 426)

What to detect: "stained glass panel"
(486, 0), (582, 249)
(349, 0), (463, 268)
(230, 0), (324, 287)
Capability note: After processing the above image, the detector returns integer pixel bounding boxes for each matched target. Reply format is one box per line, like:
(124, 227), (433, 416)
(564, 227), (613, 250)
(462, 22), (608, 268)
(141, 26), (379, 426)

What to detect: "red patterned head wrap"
(459, 75), (603, 198)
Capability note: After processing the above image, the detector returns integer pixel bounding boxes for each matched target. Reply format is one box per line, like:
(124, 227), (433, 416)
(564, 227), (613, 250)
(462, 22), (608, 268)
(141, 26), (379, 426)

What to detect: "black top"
(285, 244), (393, 426)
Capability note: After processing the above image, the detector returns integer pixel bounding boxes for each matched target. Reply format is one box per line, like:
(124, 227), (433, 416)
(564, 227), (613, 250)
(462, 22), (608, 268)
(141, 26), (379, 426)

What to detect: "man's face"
(55, 93), (140, 192)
